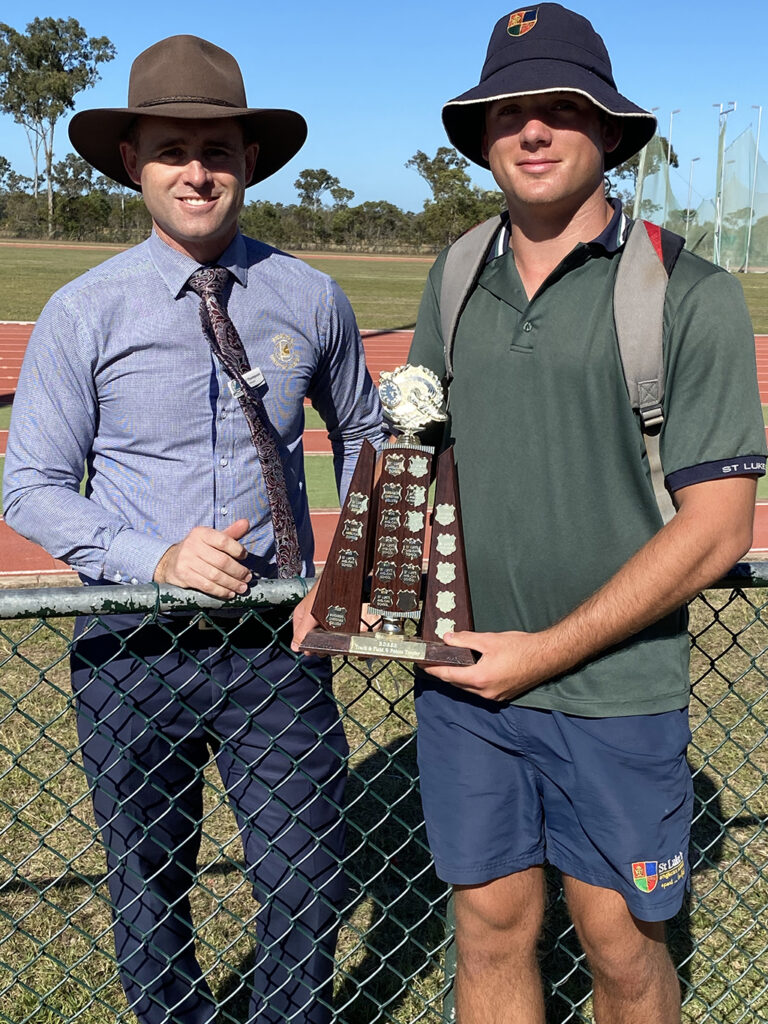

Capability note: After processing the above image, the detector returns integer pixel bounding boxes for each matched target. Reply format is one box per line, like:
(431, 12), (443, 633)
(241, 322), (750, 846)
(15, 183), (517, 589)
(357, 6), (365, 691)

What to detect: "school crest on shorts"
(270, 333), (300, 369)
(631, 861), (659, 893)
(508, 8), (539, 36)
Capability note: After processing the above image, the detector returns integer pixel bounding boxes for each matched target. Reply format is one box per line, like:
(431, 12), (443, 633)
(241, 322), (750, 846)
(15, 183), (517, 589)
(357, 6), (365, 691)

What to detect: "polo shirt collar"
(492, 197), (627, 260)
(148, 229), (249, 299)
(590, 198), (628, 253)
(481, 198), (628, 309)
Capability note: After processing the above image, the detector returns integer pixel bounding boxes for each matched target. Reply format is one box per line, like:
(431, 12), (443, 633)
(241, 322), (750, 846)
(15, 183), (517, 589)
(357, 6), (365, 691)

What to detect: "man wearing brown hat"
(4, 35), (384, 1024)
(407, 5), (765, 1022)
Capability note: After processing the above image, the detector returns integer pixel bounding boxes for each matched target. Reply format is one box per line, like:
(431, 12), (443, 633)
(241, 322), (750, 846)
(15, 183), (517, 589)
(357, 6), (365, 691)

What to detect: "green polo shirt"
(409, 218), (766, 716)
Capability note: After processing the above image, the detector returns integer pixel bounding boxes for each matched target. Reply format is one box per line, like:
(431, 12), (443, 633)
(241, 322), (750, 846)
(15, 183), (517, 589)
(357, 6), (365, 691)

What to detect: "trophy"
(300, 365), (475, 666)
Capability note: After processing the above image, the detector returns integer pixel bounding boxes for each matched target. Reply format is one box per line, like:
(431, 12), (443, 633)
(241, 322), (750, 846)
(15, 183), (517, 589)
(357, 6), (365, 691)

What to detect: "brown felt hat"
(68, 35), (307, 191)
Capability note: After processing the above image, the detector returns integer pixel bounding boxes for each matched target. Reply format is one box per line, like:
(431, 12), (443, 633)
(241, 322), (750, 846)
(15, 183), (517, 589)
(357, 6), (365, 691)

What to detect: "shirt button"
(522, 321), (533, 333)
(220, 457), (229, 467)
(221, 506), (228, 516)
(222, 411), (228, 419)
(130, 578), (138, 585)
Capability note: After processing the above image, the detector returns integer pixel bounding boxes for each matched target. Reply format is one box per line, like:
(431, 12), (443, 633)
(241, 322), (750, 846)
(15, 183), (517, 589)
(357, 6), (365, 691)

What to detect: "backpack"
(438, 215), (685, 524)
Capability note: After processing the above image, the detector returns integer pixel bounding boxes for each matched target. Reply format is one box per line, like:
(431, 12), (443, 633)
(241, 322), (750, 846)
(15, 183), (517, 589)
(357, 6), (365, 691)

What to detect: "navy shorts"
(415, 677), (693, 922)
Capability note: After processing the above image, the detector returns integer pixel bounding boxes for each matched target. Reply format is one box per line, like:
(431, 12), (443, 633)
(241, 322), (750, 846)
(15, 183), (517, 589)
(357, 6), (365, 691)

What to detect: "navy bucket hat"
(442, 4), (656, 172)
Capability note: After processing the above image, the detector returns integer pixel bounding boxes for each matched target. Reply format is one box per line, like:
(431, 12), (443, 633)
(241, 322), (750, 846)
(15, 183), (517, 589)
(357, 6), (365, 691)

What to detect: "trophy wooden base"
(300, 627), (476, 666)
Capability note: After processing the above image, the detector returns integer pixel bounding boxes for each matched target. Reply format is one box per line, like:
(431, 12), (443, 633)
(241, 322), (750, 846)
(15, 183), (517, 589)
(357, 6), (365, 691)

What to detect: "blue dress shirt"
(3, 231), (385, 583)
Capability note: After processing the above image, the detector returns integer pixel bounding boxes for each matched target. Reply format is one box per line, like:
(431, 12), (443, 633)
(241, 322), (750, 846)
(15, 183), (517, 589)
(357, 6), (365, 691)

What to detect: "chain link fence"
(1, 569), (767, 1024)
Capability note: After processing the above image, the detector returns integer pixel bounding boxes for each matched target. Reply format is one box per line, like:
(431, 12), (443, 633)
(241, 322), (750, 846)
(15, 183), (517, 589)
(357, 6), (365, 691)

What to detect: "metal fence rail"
(1, 569), (767, 1024)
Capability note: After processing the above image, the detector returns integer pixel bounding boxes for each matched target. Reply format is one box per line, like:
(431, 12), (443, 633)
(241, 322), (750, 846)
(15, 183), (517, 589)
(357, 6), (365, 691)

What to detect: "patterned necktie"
(188, 265), (301, 578)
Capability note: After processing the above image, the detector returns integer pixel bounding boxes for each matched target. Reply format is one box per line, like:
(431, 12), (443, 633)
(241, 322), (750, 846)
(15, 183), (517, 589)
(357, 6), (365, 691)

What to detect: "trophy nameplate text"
(300, 365), (475, 666)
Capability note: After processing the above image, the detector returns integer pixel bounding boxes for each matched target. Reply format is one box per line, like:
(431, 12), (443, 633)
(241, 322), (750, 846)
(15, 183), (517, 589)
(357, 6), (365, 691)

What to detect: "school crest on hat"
(632, 861), (659, 893)
(507, 8), (539, 36)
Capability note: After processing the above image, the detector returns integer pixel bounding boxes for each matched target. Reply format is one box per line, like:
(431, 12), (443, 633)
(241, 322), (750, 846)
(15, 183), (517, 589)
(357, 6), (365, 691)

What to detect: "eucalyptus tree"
(0, 17), (115, 236)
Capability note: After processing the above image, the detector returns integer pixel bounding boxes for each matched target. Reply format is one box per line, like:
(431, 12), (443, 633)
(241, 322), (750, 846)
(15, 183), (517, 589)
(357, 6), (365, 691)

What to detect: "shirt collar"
(148, 229), (248, 299)
(591, 197), (627, 252)
(492, 197), (628, 260)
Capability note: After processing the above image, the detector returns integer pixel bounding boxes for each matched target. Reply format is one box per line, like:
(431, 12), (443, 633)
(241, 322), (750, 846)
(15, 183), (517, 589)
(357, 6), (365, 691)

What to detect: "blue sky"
(2, 1), (766, 213)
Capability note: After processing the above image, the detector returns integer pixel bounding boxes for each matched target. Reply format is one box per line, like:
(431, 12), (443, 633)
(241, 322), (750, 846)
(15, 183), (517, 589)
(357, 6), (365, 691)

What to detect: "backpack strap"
(614, 219), (685, 524)
(439, 215), (503, 384)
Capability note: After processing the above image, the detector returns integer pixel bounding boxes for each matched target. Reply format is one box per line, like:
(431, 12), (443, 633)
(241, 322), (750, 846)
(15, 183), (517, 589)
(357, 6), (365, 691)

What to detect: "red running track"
(2, 325), (768, 579)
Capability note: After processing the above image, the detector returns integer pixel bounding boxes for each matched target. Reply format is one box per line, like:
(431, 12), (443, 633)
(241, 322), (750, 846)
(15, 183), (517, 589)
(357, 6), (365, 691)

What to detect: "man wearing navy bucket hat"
(409, 6), (766, 1021)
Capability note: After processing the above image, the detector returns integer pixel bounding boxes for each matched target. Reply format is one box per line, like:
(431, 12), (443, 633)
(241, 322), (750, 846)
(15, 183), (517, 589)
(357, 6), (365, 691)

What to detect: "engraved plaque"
(342, 519), (363, 541)
(400, 563), (421, 585)
(375, 561), (397, 582)
(347, 492), (370, 514)
(381, 482), (403, 504)
(402, 537), (422, 560)
(372, 588), (394, 608)
(406, 484), (427, 507)
(338, 549), (359, 570)
(380, 508), (401, 531)
(385, 453), (406, 476)
(350, 635), (427, 661)
(378, 536), (399, 557)
(327, 606), (347, 628)
(409, 455), (429, 478)
(405, 510), (425, 533)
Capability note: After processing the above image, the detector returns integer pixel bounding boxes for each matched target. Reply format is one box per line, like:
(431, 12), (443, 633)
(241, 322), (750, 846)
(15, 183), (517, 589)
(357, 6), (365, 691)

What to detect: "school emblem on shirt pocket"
(270, 333), (299, 369)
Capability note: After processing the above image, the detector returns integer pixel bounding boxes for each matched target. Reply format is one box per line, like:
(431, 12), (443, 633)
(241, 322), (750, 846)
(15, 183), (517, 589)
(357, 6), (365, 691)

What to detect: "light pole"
(633, 107), (659, 220)
(663, 109), (680, 226)
(746, 105), (763, 272)
(713, 102), (737, 266)
(685, 157), (700, 247)
(667, 109), (680, 165)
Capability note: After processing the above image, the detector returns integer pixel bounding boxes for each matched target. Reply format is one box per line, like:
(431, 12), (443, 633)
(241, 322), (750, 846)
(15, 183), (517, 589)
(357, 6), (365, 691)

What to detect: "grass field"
(0, 244), (126, 323)
(0, 243), (431, 331)
(1, 241), (767, 331)
(740, 274), (768, 335)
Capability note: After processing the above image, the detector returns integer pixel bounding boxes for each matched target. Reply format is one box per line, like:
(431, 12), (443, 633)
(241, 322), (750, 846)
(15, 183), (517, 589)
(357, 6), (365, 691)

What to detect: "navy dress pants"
(70, 613), (348, 1024)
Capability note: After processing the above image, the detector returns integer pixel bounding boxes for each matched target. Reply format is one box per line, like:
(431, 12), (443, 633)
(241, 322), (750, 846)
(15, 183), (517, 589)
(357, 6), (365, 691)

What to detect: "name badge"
(229, 367), (265, 398)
